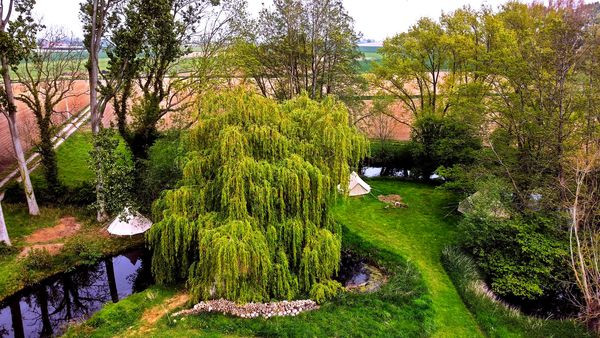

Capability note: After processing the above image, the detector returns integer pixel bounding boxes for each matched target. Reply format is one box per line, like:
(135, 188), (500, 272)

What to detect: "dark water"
(502, 291), (579, 319)
(0, 249), (152, 338)
(336, 250), (369, 287)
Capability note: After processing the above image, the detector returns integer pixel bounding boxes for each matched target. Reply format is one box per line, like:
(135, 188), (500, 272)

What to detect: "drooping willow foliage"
(147, 89), (368, 302)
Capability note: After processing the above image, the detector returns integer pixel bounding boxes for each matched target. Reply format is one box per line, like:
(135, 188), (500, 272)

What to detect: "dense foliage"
(442, 246), (589, 337)
(458, 181), (568, 299)
(137, 132), (184, 212)
(372, 2), (600, 323)
(410, 115), (481, 179)
(363, 140), (415, 175)
(147, 89), (367, 302)
(89, 129), (135, 216)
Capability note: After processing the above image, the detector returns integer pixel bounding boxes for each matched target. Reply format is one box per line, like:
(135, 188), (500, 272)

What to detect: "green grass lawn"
(29, 131), (94, 189)
(332, 179), (483, 337)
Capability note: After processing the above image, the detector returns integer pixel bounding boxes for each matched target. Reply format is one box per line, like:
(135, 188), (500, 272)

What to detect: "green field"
(358, 45), (382, 73)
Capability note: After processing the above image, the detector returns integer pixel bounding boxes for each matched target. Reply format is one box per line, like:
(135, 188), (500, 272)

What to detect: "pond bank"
(0, 204), (145, 302)
(0, 248), (152, 337)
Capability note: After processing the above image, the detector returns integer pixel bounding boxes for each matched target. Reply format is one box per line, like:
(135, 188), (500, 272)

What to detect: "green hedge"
(364, 140), (415, 171)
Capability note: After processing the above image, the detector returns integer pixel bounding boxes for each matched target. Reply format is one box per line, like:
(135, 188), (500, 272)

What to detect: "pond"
(336, 250), (386, 293)
(0, 248), (152, 338)
(501, 290), (579, 320)
(361, 167), (441, 180)
(361, 166), (408, 178)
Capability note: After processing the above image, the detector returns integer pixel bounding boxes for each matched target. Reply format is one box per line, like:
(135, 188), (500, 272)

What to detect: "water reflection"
(0, 249), (151, 338)
(361, 166), (410, 178)
(361, 167), (442, 180)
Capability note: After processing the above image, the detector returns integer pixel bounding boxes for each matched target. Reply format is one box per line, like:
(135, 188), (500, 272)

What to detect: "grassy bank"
(29, 131), (94, 189)
(0, 204), (144, 300)
(65, 227), (434, 337)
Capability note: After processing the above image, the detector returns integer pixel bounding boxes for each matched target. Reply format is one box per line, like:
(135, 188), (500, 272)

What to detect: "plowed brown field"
(0, 80), (89, 172)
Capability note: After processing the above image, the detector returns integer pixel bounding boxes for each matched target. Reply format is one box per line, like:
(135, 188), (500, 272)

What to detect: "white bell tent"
(107, 208), (152, 236)
(347, 171), (371, 197)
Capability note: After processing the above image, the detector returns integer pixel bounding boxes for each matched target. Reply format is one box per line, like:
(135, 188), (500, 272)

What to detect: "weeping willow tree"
(147, 88), (368, 302)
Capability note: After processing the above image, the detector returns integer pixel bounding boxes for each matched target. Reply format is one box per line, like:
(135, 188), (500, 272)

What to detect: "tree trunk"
(1, 58), (39, 216)
(89, 0), (108, 222)
(36, 287), (53, 337)
(0, 193), (10, 246)
(37, 117), (60, 195)
(89, 0), (100, 135)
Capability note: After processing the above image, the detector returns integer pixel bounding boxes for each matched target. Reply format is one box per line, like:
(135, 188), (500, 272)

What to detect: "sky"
(25, 0), (596, 41)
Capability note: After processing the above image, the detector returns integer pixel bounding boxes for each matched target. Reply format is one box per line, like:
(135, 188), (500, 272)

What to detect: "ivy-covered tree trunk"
(36, 115), (60, 195)
(147, 89), (368, 303)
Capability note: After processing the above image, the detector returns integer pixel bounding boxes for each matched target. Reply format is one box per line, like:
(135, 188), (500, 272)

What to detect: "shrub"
(90, 128), (135, 215)
(460, 207), (569, 300)
(64, 182), (96, 206)
(0, 242), (18, 257)
(364, 141), (415, 172)
(22, 248), (53, 271)
(63, 238), (103, 265)
(410, 115), (481, 179)
(3, 180), (95, 207)
(2, 182), (25, 204)
(138, 132), (183, 211)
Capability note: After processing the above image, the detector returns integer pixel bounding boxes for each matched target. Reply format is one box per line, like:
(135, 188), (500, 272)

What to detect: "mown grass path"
(332, 179), (483, 337)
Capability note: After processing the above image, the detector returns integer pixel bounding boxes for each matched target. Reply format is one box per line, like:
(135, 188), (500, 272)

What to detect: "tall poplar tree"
(0, 0), (40, 215)
(80, 0), (123, 221)
(147, 89), (367, 302)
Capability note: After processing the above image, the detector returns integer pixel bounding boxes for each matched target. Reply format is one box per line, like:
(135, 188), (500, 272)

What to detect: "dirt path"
(124, 293), (190, 337)
(19, 216), (81, 257)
